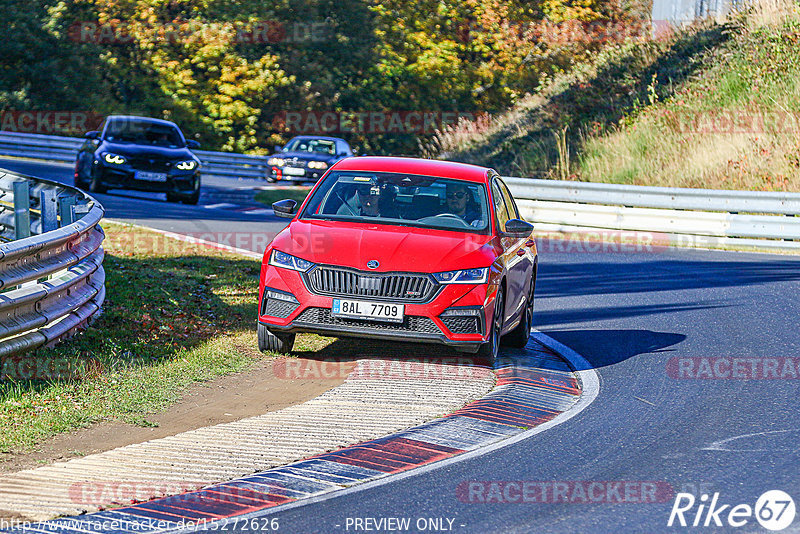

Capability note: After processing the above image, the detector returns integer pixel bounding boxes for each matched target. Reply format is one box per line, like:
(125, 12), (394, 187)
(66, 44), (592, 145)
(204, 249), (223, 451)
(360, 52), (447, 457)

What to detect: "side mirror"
(503, 219), (533, 238)
(186, 139), (201, 149)
(274, 145), (283, 153)
(337, 152), (348, 158)
(272, 199), (298, 219)
(85, 131), (100, 140)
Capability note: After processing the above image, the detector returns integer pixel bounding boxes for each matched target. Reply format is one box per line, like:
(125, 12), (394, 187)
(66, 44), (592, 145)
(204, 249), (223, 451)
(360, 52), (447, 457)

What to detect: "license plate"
(283, 167), (306, 176)
(135, 171), (167, 182)
(331, 299), (404, 323)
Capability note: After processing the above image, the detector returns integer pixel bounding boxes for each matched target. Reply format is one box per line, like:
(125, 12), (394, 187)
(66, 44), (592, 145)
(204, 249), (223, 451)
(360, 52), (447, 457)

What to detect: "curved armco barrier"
(0, 336), (589, 533)
(0, 168), (105, 358)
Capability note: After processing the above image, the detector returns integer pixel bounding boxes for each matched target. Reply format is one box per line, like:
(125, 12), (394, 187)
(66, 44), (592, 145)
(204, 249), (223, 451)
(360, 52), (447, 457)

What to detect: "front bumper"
(95, 163), (200, 193)
(258, 267), (492, 352)
(268, 166), (324, 182)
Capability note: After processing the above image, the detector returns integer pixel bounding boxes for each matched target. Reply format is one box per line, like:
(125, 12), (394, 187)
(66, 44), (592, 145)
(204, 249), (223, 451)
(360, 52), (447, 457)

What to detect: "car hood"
(101, 142), (195, 159)
(273, 151), (335, 163)
(272, 219), (497, 273)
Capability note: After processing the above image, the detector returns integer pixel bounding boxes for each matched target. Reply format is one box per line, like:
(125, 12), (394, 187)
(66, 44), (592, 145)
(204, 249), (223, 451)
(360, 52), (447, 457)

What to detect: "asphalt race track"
(220, 245), (800, 533)
(6, 158), (800, 533)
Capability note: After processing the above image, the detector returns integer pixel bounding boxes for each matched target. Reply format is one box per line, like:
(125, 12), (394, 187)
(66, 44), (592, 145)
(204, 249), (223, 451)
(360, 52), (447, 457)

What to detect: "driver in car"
(445, 183), (483, 227)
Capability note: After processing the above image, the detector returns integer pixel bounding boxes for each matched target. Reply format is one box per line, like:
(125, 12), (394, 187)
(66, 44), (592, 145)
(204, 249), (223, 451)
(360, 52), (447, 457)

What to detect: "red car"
(258, 157), (538, 361)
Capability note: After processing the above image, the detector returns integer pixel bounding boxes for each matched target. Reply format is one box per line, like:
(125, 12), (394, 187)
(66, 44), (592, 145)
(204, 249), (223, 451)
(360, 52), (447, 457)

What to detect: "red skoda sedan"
(258, 157), (538, 361)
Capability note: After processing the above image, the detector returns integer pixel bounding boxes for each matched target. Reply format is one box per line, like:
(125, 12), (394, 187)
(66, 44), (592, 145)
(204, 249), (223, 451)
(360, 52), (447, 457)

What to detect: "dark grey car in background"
(266, 136), (353, 183)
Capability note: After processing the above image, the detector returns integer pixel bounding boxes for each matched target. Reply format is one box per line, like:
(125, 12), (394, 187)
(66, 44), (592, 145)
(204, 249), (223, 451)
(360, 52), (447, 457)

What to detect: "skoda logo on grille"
(367, 260), (380, 270)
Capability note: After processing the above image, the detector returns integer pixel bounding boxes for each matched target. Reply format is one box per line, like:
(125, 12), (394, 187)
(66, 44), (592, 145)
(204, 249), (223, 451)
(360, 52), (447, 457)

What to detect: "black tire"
(257, 323), (295, 354)
(504, 280), (534, 348)
(166, 192), (180, 203)
(478, 286), (504, 365)
(89, 169), (107, 194)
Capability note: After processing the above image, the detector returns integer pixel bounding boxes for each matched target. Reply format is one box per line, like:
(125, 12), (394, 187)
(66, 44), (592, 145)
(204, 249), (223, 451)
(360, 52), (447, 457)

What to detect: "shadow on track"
(537, 258), (800, 298)
(541, 329), (686, 370)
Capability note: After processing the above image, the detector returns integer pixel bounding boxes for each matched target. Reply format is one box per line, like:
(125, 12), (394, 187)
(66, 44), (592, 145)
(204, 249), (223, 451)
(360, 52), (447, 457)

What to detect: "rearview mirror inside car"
(504, 218), (534, 238)
(273, 199), (298, 219)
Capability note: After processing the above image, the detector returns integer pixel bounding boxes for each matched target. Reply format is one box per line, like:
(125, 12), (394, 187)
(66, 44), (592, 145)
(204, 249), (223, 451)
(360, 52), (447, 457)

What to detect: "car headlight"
(268, 157), (286, 167)
(269, 250), (315, 272)
(103, 153), (126, 165)
(176, 160), (197, 171)
(308, 161), (328, 170)
(433, 268), (489, 284)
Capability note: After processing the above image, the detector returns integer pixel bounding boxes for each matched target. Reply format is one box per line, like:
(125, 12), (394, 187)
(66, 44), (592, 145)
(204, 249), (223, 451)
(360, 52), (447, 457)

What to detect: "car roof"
(289, 135), (347, 143)
(105, 115), (180, 128)
(332, 156), (492, 183)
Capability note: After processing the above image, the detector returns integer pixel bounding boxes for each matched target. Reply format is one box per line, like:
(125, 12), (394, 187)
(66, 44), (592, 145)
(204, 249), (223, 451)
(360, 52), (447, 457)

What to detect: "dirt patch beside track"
(0, 357), (348, 475)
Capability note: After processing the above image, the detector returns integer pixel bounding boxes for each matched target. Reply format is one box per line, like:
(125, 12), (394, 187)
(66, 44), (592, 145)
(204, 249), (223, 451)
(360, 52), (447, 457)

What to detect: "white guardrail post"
(0, 167), (105, 358)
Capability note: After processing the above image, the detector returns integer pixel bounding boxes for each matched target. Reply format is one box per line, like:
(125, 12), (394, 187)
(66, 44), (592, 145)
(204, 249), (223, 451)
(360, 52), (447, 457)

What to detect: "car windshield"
(301, 171), (491, 233)
(284, 138), (337, 156)
(104, 120), (185, 148)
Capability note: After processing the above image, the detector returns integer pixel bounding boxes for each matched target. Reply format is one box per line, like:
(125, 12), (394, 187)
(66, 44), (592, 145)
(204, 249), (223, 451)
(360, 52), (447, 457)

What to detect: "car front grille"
(295, 307), (441, 335)
(306, 267), (437, 303)
(441, 316), (481, 335)
(128, 156), (172, 172)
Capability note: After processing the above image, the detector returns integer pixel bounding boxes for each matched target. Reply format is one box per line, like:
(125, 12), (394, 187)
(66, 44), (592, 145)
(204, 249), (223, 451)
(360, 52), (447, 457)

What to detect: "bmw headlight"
(269, 250), (314, 272)
(176, 160), (197, 171)
(103, 153), (126, 165)
(308, 161), (328, 170)
(433, 268), (489, 284)
(268, 157), (286, 167)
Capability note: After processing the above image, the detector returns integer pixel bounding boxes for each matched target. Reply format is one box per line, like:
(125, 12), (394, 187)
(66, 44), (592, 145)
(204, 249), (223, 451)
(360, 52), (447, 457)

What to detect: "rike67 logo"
(668, 490), (796, 530)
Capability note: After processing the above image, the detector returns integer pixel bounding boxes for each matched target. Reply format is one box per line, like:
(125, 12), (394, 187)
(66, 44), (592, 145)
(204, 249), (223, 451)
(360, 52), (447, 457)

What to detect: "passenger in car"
(445, 183), (483, 226)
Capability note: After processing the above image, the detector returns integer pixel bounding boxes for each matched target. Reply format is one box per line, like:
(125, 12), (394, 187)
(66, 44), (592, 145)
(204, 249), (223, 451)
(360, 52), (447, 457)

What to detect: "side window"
(498, 179), (520, 220)
(491, 180), (511, 231)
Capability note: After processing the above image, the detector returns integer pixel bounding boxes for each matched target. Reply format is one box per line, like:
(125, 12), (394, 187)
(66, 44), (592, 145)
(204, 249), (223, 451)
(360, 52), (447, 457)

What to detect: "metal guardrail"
(1, 130), (799, 251)
(0, 168), (105, 359)
(0, 130), (269, 179)
(505, 177), (800, 251)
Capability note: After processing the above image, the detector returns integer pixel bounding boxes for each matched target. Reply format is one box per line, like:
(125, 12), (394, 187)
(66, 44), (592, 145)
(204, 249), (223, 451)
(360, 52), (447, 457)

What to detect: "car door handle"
(525, 239), (535, 247)
(516, 249), (526, 256)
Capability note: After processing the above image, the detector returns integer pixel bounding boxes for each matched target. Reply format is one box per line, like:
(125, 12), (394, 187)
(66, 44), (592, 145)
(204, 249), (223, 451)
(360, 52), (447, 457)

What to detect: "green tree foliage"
(0, 0), (649, 154)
